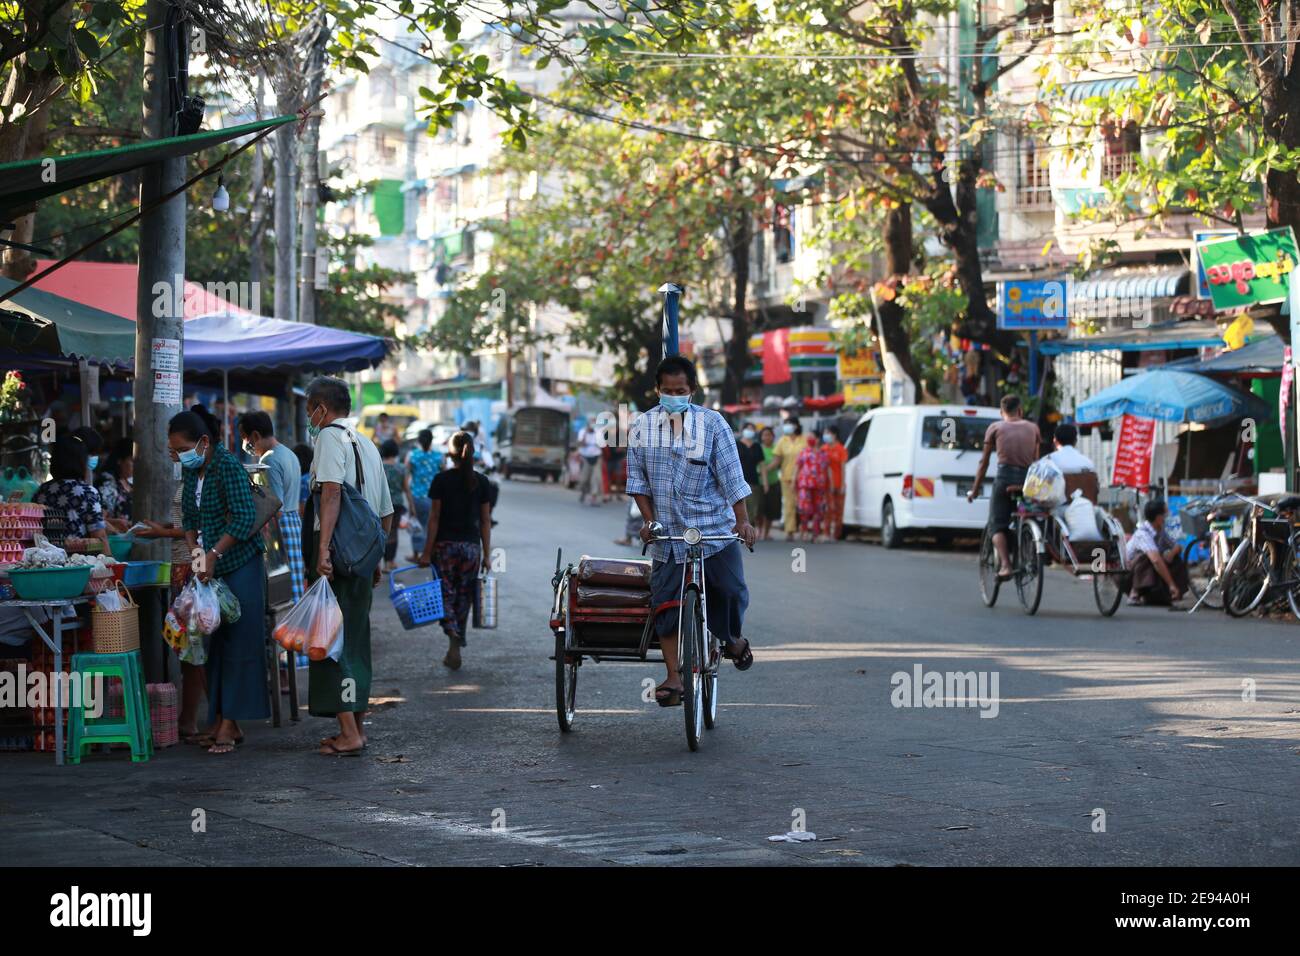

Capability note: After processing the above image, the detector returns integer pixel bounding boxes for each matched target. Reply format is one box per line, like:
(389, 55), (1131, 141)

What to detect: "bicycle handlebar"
(641, 529), (754, 555)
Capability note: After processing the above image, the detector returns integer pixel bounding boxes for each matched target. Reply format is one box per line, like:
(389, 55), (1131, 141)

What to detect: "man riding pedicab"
(624, 355), (758, 706)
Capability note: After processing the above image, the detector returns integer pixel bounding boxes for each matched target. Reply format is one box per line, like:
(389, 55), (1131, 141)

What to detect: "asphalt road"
(3, 476), (1299, 866)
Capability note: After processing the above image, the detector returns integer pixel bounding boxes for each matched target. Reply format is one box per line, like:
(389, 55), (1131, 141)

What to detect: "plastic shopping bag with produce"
(273, 576), (344, 662)
(211, 579), (242, 624)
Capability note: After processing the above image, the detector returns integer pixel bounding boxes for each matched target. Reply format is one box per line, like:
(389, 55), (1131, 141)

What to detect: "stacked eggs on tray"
(0, 503), (47, 599)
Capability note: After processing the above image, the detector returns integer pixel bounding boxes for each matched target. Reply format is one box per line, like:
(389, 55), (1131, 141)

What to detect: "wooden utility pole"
(133, 0), (187, 682)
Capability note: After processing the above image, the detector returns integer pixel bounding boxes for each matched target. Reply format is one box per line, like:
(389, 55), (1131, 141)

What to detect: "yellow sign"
(844, 381), (882, 406)
(839, 350), (881, 380)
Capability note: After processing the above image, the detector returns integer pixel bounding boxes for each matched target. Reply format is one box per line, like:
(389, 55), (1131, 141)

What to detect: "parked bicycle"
(1180, 494), (1248, 613)
(1218, 492), (1300, 618)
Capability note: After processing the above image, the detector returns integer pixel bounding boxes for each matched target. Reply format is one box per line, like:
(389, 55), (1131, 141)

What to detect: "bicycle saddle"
(1275, 495), (1300, 513)
(1005, 485), (1023, 496)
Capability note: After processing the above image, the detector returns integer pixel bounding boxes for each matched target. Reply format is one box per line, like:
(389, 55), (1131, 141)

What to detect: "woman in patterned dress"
(416, 432), (491, 670)
(795, 433), (832, 543)
(33, 437), (109, 554)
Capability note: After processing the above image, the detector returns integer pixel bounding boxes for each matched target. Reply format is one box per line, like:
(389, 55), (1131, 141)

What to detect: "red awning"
(31, 259), (253, 320)
(803, 394), (845, 411)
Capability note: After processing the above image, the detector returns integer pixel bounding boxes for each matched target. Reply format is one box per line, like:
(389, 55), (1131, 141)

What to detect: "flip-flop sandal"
(319, 741), (363, 757)
(724, 638), (754, 672)
(655, 683), (682, 707)
(207, 739), (238, 755)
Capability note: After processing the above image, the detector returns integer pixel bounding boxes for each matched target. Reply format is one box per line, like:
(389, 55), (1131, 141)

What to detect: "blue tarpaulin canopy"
(1076, 368), (1271, 425)
(182, 311), (390, 374)
(1167, 334), (1284, 377)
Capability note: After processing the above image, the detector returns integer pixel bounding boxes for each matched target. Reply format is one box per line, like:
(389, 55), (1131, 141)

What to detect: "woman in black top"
(417, 432), (491, 670)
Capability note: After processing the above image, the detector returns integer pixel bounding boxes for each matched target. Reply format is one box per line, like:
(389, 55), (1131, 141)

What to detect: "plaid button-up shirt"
(182, 442), (264, 577)
(624, 404), (751, 564)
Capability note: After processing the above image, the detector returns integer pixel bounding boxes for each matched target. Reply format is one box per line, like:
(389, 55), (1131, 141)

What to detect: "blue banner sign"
(998, 279), (1069, 330)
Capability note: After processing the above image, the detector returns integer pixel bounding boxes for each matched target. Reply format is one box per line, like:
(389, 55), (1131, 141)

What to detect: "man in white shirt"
(304, 376), (394, 757)
(576, 420), (603, 505)
(1046, 423), (1096, 474)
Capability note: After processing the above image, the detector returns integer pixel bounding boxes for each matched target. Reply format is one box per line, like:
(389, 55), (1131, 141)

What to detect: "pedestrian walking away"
(406, 428), (441, 560)
(626, 355), (757, 707)
(302, 377), (394, 757)
(418, 431), (493, 670)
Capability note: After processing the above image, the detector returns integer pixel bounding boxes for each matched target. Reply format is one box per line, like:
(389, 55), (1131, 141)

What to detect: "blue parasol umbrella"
(1075, 368), (1271, 425)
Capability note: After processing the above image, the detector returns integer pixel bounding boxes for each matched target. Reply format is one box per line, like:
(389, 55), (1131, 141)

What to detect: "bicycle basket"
(1178, 506), (1212, 539)
(388, 565), (445, 630)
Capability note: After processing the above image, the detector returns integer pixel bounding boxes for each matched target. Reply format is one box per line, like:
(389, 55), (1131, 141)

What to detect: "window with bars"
(1016, 131), (1052, 206)
(1101, 120), (1140, 178)
(1013, 0), (1054, 40)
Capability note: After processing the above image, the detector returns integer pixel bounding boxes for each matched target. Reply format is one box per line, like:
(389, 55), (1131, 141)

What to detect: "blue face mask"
(178, 441), (206, 471)
(660, 394), (691, 414)
(87, 455), (99, 471)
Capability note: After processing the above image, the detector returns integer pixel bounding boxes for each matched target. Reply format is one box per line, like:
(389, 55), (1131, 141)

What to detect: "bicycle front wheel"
(1016, 521), (1043, 616)
(1184, 535), (1223, 611)
(1223, 541), (1269, 617)
(680, 587), (705, 752)
(978, 525), (1000, 607)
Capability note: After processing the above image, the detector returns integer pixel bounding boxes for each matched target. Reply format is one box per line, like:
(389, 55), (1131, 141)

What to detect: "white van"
(842, 404), (1001, 547)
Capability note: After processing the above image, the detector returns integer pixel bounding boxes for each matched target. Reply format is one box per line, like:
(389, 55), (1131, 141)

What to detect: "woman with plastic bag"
(170, 406), (269, 755)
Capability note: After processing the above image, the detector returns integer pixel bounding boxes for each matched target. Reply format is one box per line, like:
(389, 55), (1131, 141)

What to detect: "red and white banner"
(1111, 414), (1157, 489)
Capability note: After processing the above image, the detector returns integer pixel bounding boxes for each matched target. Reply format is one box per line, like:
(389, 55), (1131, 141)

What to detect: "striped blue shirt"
(624, 404), (751, 563)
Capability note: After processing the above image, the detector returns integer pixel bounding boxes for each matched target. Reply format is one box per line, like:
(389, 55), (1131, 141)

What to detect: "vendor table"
(0, 595), (90, 767)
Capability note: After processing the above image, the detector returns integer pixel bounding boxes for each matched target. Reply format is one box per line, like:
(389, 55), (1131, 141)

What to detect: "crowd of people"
(22, 379), (500, 758)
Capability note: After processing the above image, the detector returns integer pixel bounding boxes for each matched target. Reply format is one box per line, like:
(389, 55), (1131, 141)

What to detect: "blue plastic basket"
(389, 565), (445, 630)
(122, 560), (161, 588)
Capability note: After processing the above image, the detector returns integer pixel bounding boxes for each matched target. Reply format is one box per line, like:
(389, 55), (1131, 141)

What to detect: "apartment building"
(319, 21), (615, 423)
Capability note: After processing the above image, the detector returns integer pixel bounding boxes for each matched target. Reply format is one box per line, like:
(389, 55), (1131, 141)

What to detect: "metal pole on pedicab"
(659, 283), (682, 358)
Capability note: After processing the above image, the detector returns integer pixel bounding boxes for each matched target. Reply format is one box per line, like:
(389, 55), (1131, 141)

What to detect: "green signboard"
(1196, 227), (1298, 311)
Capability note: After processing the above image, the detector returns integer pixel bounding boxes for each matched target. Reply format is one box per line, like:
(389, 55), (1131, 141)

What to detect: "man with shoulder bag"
(302, 376), (393, 756)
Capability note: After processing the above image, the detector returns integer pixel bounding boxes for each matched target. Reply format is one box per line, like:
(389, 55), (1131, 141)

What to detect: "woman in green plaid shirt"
(169, 406), (269, 755)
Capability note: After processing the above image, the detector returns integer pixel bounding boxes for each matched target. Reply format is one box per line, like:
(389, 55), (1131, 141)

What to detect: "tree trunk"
(721, 178), (753, 405)
(0, 0), (70, 279)
(923, 159), (1018, 354)
(875, 204), (920, 388)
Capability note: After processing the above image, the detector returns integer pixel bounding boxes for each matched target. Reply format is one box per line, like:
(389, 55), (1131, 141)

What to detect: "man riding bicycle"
(967, 394), (1043, 580)
(625, 355), (757, 707)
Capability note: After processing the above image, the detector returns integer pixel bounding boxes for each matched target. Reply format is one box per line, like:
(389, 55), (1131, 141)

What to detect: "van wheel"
(880, 500), (904, 549)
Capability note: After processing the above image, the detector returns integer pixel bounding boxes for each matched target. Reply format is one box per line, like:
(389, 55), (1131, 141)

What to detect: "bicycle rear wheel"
(978, 525), (1000, 607)
(555, 630), (577, 732)
(1184, 535), (1223, 611)
(1016, 521), (1043, 616)
(1223, 541), (1269, 617)
(680, 587), (705, 751)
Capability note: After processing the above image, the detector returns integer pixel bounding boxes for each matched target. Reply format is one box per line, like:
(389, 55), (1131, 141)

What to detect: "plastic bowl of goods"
(8, 565), (93, 601)
(107, 534), (135, 561)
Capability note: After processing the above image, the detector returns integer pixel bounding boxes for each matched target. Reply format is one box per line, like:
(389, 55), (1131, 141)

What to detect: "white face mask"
(742, 429), (755, 441)
(823, 433), (835, 443)
(782, 423), (796, 435)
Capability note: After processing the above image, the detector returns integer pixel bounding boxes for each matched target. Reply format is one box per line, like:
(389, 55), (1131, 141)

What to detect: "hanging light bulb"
(212, 175), (230, 212)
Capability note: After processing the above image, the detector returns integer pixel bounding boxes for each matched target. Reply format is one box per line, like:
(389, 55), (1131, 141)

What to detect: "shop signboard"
(838, 349), (881, 380)
(1111, 414), (1156, 489)
(1196, 227), (1299, 311)
(1193, 230), (1237, 299)
(843, 380), (882, 406)
(997, 279), (1069, 330)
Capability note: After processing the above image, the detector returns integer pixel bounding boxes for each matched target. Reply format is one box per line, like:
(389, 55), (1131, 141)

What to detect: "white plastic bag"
(1023, 457), (1066, 506)
(1062, 489), (1102, 540)
(190, 579), (222, 635)
(273, 576), (344, 662)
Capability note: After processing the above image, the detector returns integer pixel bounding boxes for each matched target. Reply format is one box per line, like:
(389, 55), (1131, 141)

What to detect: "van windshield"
(920, 416), (995, 452)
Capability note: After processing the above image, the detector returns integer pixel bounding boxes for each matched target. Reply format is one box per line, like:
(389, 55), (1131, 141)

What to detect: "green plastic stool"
(66, 651), (153, 763)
